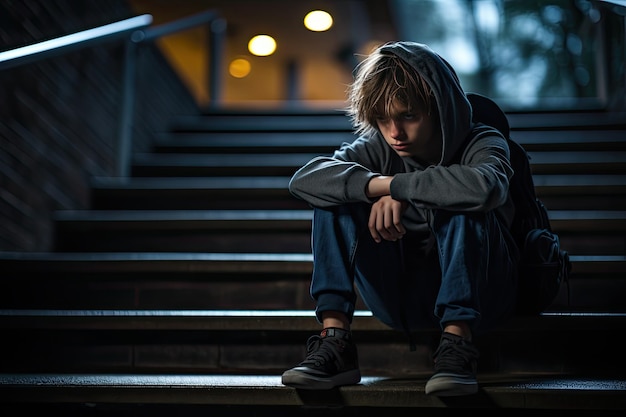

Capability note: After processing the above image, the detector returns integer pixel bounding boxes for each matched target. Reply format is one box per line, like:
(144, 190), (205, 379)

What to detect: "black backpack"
(467, 93), (571, 315)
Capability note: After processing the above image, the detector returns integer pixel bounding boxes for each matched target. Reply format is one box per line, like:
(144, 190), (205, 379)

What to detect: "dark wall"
(0, 0), (198, 251)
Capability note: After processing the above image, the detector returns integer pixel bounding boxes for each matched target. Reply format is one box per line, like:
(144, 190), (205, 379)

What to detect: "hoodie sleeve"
(288, 135), (399, 208)
(390, 128), (512, 211)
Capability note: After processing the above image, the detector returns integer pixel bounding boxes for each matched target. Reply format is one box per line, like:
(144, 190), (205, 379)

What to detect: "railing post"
(116, 33), (141, 178)
(208, 18), (226, 106)
(286, 59), (299, 102)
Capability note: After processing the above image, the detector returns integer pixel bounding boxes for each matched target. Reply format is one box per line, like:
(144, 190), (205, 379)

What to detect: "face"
(375, 100), (441, 166)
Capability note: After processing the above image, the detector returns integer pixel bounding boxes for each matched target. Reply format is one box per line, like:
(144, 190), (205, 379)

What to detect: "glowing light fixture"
(229, 58), (251, 78)
(304, 10), (333, 32)
(248, 35), (277, 56)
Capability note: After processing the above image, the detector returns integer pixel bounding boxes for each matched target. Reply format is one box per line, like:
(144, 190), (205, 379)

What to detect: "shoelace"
(433, 339), (479, 374)
(300, 335), (344, 367)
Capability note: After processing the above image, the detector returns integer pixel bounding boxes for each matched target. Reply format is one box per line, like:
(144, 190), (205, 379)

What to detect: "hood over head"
(379, 41), (472, 165)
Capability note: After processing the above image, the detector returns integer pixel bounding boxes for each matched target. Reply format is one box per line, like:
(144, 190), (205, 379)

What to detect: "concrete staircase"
(1, 106), (626, 414)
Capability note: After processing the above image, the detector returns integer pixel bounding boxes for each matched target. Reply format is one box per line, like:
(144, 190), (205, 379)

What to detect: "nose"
(389, 120), (404, 139)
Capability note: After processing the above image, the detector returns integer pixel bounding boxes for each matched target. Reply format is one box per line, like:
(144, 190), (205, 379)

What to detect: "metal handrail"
(0, 14), (153, 70)
(0, 10), (226, 177)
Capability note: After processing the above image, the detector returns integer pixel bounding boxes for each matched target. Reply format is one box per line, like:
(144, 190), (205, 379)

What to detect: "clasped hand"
(368, 195), (408, 243)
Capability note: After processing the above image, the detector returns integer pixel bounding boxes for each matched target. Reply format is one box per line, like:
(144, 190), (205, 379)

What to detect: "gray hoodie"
(289, 42), (515, 246)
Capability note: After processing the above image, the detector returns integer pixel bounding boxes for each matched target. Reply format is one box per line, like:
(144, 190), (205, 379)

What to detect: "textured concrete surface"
(1, 373), (626, 410)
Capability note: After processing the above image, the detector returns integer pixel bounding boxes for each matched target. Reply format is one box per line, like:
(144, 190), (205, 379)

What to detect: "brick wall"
(0, 0), (198, 251)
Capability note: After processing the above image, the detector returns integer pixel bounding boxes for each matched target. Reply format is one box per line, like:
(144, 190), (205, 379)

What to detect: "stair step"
(549, 209), (626, 225)
(1, 252), (623, 274)
(0, 251), (314, 273)
(51, 209), (313, 252)
(527, 151), (626, 174)
(153, 129), (626, 154)
(549, 210), (626, 255)
(199, 107), (348, 116)
(0, 308), (375, 331)
(89, 175), (626, 210)
(131, 153), (323, 177)
(196, 106), (626, 124)
(48, 209), (626, 254)
(513, 129), (626, 151)
(1, 310), (625, 380)
(2, 308), (625, 332)
(90, 176), (307, 210)
(505, 111), (626, 129)
(2, 373), (625, 412)
(168, 110), (626, 133)
(534, 174), (626, 210)
(130, 151), (626, 177)
(154, 131), (355, 154)
(169, 114), (353, 132)
(0, 252), (624, 311)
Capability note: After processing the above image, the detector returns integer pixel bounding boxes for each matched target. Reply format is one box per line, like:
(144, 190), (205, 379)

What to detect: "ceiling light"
(229, 58), (251, 78)
(304, 10), (333, 32)
(248, 35), (277, 56)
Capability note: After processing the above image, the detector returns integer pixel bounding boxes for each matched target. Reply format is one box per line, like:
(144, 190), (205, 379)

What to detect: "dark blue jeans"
(310, 203), (518, 335)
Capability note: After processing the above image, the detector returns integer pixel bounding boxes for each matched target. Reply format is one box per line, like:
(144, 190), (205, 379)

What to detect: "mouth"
(393, 144), (410, 152)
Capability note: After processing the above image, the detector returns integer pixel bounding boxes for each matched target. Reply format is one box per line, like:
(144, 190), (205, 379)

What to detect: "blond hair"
(346, 45), (435, 138)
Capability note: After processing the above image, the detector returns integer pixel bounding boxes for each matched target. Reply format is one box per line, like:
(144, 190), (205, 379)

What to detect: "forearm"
(289, 157), (379, 206)
(367, 175), (393, 198)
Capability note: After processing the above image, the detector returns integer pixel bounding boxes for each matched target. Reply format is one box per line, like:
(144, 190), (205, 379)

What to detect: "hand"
(368, 195), (408, 243)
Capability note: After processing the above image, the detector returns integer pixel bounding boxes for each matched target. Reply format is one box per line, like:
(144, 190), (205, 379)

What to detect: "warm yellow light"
(248, 35), (277, 56)
(229, 58), (251, 78)
(304, 10), (333, 32)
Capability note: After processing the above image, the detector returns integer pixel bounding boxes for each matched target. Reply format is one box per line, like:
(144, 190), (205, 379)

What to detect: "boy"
(281, 41), (519, 396)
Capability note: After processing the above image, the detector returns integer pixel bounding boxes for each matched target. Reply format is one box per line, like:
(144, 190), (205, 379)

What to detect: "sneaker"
(424, 332), (479, 396)
(281, 327), (361, 389)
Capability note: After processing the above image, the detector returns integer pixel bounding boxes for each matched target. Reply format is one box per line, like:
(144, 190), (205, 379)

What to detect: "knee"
(432, 210), (488, 230)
